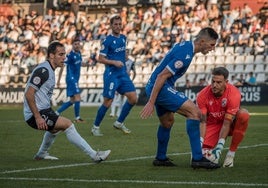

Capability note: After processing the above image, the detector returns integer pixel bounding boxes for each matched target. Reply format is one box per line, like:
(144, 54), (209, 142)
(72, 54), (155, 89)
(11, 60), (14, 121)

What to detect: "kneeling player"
(196, 67), (250, 167)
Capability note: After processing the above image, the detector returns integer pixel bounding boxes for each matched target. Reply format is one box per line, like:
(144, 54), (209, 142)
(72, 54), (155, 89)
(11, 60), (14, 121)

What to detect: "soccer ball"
(202, 148), (219, 164)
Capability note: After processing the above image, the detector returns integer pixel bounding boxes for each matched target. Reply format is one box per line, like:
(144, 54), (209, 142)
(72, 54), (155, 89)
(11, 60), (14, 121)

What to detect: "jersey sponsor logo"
(33, 76), (41, 85)
(209, 111), (225, 118)
(174, 61), (183, 69)
(221, 98), (227, 107)
(115, 46), (125, 52)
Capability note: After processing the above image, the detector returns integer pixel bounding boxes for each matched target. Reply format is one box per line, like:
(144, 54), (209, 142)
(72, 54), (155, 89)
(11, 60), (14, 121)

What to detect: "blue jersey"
(147, 41), (194, 91)
(145, 41), (195, 116)
(65, 50), (82, 83)
(100, 34), (128, 76)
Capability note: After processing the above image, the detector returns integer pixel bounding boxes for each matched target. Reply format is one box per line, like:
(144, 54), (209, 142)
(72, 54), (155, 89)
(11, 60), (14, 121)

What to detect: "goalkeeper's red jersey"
(196, 83), (241, 148)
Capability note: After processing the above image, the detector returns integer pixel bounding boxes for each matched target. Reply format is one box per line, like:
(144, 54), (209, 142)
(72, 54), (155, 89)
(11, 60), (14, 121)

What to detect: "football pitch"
(0, 105), (267, 188)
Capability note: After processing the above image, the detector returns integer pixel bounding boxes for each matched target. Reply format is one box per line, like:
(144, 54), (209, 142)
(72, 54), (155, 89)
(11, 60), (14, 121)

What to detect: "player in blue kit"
(140, 27), (220, 169)
(55, 37), (85, 123)
(91, 15), (137, 136)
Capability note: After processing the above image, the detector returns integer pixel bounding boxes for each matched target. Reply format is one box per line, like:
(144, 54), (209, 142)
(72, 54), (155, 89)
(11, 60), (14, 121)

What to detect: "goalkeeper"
(196, 67), (250, 167)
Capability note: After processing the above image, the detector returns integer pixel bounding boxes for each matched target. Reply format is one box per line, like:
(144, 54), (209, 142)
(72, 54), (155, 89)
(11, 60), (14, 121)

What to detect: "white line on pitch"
(1, 143), (267, 175)
(0, 177), (267, 187)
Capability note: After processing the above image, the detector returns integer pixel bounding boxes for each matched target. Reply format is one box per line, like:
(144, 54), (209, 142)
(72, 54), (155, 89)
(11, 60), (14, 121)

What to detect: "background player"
(197, 67), (250, 167)
(110, 49), (136, 118)
(23, 41), (111, 161)
(140, 27), (220, 169)
(91, 15), (137, 136)
(55, 37), (85, 123)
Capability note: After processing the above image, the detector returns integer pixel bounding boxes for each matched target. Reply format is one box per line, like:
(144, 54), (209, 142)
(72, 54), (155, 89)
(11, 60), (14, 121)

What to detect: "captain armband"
(224, 113), (234, 122)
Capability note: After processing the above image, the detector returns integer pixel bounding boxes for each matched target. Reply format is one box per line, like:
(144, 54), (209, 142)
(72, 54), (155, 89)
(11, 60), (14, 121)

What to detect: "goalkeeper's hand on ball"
(210, 143), (224, 164)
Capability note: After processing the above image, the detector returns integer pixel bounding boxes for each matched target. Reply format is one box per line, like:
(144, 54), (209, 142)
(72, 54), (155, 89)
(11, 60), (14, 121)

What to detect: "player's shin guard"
(230, 109), (250, 152)
(74, 101), (80, 118)
(156, 125), (171, 160)
(117, 101), (134, 123)
(65, 124), (96, 158)
(94, 105), (108, 127)
(186, 119), (203, 160)
(36, 131), (57, 156)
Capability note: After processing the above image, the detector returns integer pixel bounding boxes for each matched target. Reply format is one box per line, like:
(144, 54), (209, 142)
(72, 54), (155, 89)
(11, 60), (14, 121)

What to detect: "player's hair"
(212, 67), (229, 79)
(47, 41), (64, 58)
(197, 27), (219, 40)
(110, 15), (121, 24)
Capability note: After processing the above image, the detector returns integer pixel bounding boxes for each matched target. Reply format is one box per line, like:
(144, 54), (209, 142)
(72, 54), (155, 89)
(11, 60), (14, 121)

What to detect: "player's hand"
(210, 143), (223, 163)
(36, 117), (48, 130)
(140, 102), (154, 119)
(113, 60), (124, 68)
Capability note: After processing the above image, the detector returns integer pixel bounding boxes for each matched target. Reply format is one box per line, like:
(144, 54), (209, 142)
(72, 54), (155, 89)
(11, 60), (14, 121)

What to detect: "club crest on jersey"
(209, 100), (213, 106)
(33, 76), (41, 85)
(222, 98), (227, 107)
(174, 61), (183, 69)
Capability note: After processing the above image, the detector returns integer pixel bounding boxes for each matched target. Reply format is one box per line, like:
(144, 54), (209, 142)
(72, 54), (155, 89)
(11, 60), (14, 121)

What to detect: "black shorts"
(26, 108), (59, 131)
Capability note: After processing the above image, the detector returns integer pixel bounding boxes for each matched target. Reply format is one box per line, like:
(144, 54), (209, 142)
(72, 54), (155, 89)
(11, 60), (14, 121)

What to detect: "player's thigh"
(54, 116), (73, 131)
(155, 85), (187, 117)
(67, 82), (80, 97)
(177, 100), (201, 120)
(117, 76), (136, 95)
(103, 76), (118, 99)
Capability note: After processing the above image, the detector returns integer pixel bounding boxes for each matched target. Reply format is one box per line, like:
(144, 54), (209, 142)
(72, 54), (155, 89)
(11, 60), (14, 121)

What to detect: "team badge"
(209, 100), (213, 106)
(33, 76), (41, 85)
(174, 61), (183, 69)
(222, 98), (227, 107)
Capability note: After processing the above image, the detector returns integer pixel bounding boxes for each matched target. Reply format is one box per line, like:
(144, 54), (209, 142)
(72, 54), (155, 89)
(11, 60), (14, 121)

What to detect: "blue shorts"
(66, 79), (80, 97)
(146, 84), (188, 117)
(103, 73), (136, 99)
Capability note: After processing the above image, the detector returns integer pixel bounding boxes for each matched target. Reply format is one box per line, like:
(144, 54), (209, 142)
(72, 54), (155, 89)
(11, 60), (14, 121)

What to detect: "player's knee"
(237, 109), (250, 124)
(160, 115), (174, 128)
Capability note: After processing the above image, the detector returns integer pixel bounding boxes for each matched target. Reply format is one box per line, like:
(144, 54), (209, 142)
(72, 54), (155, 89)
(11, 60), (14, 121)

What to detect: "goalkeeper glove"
(211, 139), (225, 163)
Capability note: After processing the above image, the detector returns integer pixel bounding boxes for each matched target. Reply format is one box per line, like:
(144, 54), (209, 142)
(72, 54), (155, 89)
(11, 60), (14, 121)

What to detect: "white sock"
(227, 150), (235, 157)
(65, 124), (96, 158)
(36, 131), (57, 156)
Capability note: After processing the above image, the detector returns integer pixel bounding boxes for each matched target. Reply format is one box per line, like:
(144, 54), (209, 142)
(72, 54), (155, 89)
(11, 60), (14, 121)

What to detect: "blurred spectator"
(246, 72), (256, 85)
(254, 36), (266, 55)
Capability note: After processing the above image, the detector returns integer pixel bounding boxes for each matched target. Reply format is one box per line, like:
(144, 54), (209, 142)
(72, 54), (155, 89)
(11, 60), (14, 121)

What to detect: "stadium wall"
(0, 85), (267, 106)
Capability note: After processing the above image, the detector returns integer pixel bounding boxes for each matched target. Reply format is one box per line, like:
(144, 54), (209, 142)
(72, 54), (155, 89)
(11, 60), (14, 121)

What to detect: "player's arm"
(98, 54), (124, 68)
(140, 68), (172, 119)
(219, 113), (235, 140)
(200, 113), (207, 146)
(25, 86), (48, 130)
(131, 64), (136, 81)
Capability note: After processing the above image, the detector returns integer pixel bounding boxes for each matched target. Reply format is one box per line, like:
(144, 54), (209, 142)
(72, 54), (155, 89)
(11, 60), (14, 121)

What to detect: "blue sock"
(186, 119), (203, 160)
(94, 104), (108, 127)
(117, 101), (134, 123)
(74, 101), (80, 118)
(57, 101), (73, 114)
(156, 125), (171, 160)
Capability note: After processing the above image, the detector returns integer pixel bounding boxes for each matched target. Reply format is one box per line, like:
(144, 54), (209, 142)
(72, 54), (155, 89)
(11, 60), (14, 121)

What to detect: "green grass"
(0, 105), (268, 188)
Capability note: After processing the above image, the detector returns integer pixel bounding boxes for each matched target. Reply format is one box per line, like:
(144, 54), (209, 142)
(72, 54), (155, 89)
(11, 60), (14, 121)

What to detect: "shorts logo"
(33, 76), (41, 85)
(174, 61), (183, 69)
(222, 98), (227, 107)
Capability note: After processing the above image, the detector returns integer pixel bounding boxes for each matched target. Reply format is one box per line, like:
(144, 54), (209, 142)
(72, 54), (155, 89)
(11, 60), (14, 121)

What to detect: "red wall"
(230, 0), (266, 14)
